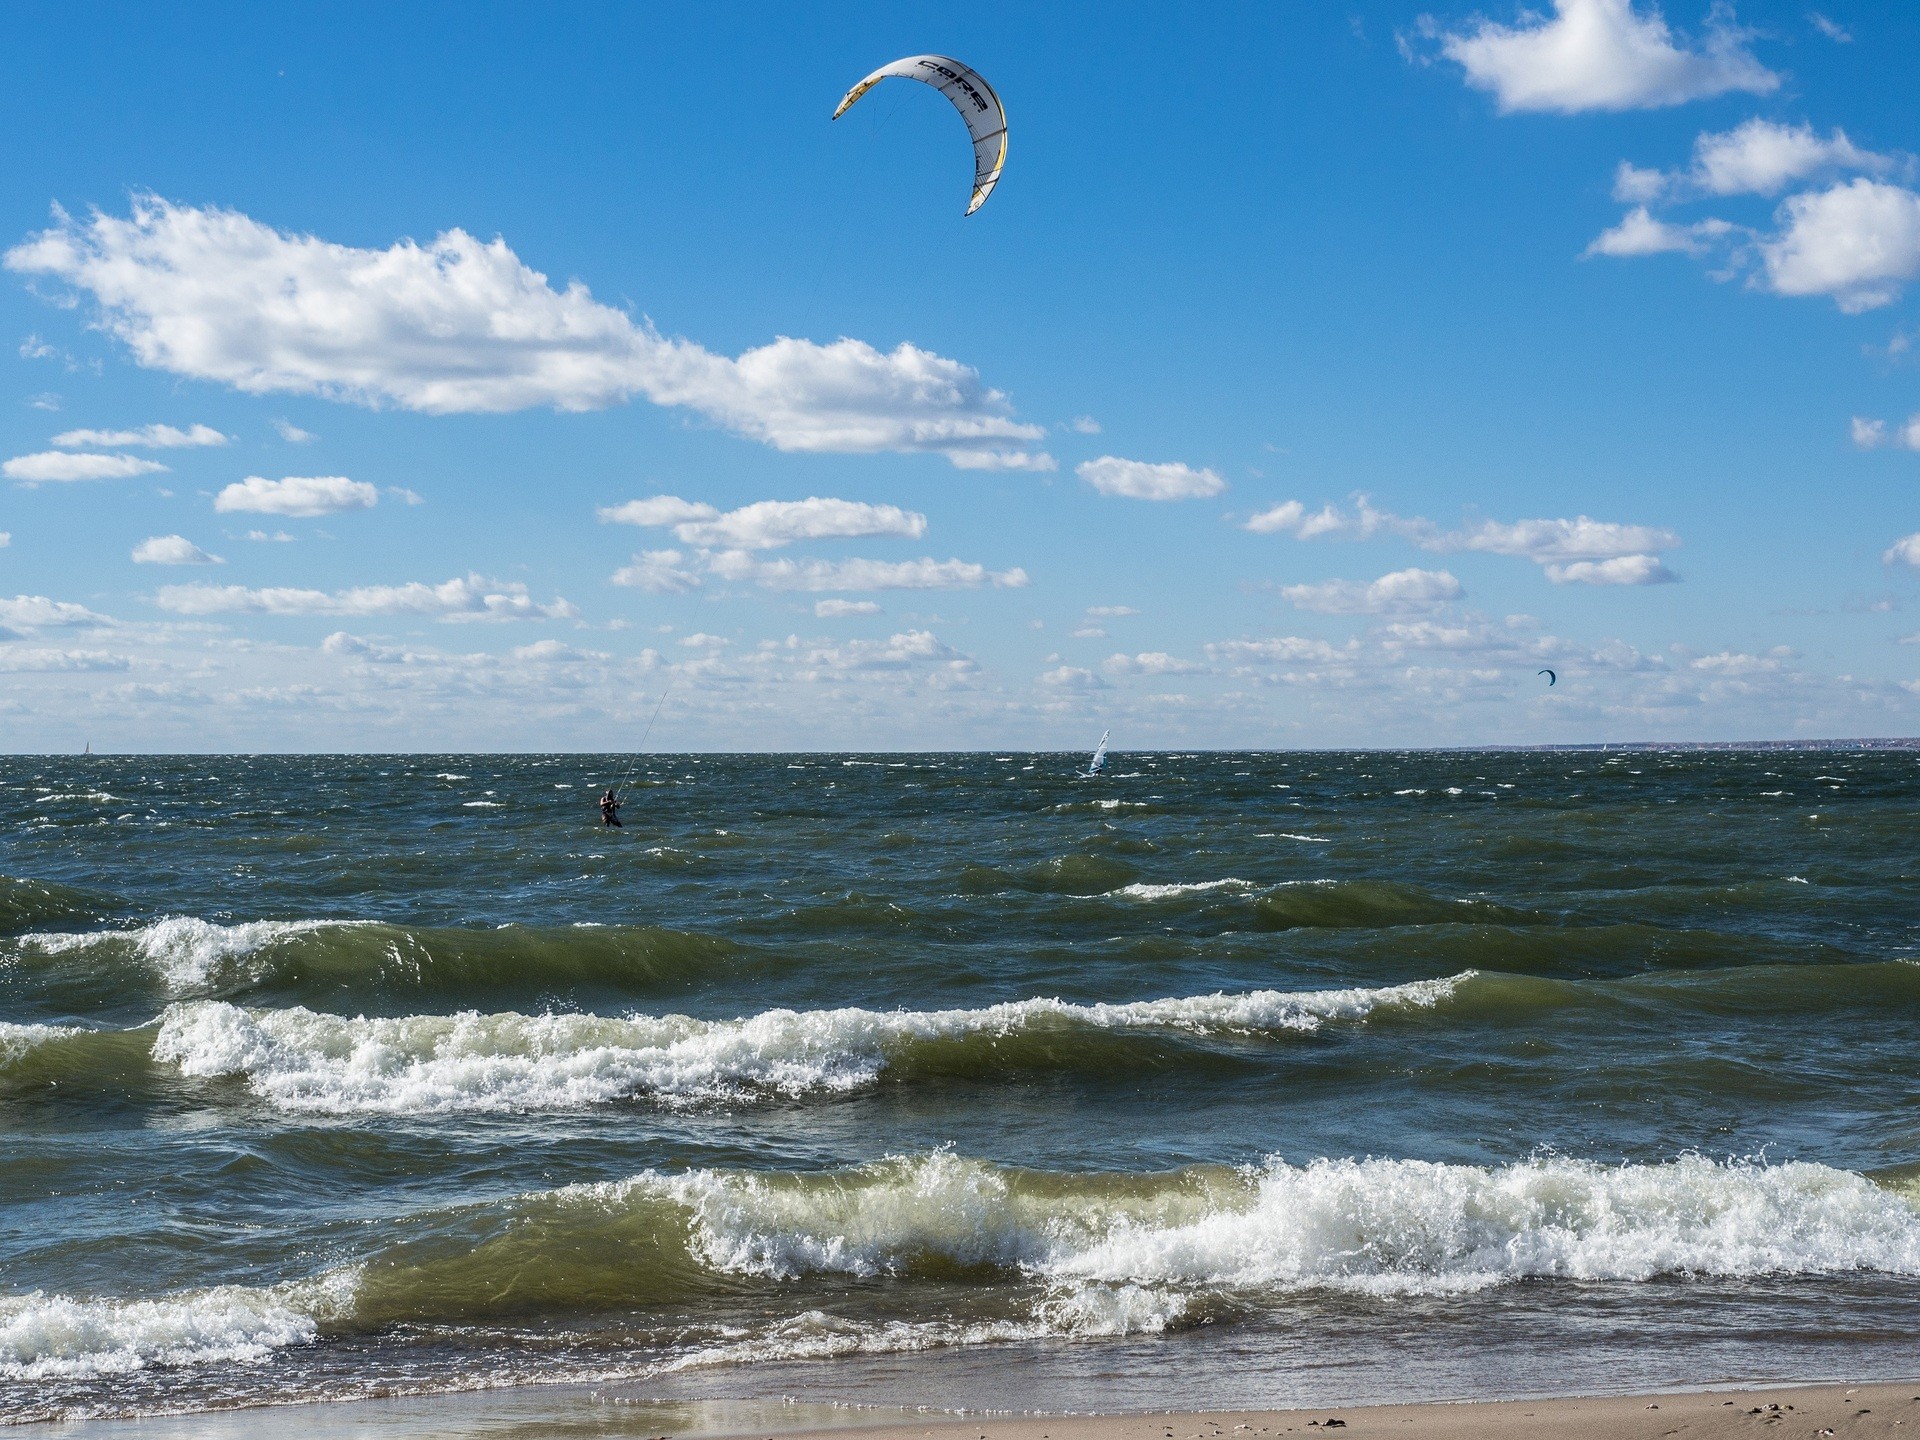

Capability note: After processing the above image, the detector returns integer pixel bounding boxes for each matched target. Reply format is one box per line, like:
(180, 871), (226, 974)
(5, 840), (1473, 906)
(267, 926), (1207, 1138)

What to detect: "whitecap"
(21, 917), (366, 991)
(630, 1149), (1920, 1302)
(149, 976), (1464, 1116)
(0, 1272), (348, 1381)
(1111, 879), (1255, 901)
(0, 1020), (83, 1066)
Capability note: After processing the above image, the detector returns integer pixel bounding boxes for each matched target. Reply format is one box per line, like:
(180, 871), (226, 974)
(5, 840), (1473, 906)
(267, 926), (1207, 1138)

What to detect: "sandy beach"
(25, 1380), (1920, 1440)
(798, 1385), (1920, 1440)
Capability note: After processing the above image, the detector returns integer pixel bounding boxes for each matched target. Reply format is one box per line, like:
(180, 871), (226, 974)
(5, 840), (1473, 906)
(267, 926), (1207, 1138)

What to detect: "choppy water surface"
(4, 750), (1919, 1426)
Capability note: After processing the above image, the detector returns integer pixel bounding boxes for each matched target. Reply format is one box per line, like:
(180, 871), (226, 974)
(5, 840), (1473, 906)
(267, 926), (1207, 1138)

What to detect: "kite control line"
(614, 683), (673, 802)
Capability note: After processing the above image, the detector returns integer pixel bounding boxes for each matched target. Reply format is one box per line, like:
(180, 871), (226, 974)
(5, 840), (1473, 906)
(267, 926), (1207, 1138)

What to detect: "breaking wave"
(7, 916), (750, 1011)
(0, 1020), (84, 1067)
(11, 1150), (1918, 1392)
(0, 1275), (349, 1382)
(20, 917), (356, 991)
(150, 978), (1459, 1114)
(638, 1149), (1920, 1297)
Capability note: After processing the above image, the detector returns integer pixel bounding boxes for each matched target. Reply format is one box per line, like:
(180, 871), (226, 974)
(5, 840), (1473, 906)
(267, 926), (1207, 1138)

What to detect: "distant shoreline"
(13, 738), (1920, 757)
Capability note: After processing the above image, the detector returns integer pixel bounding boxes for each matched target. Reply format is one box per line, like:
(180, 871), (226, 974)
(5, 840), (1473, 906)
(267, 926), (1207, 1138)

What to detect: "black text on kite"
(833, 55), (1007, 215)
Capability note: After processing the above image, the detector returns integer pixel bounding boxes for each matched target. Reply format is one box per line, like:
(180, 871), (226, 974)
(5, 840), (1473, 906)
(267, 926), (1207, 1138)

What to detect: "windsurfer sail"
(1086, 730), (1110, 777)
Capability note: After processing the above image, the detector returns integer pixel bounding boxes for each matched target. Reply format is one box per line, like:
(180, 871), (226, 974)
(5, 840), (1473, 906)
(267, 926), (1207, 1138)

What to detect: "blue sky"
(2, 0), (1917, 751)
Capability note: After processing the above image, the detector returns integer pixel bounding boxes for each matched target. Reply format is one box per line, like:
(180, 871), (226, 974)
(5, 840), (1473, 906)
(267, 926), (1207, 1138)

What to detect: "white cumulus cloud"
(1076, 456), (1227, 501)
(815, 599), (882, 617)
(4, 451), (168, 484)
(0, 647), (130, 673)
(1688, 119), (1893, 198)
(1245, 496), (1680, 583)
(1434, 0), (1779, 114)
(4, 196), (1051, 470)
(1207, 636), (1351, 665)
(705, 552), (1029, 593)
(1038, 665), (1107, 690)
(1282, 567), (1464, 614)
(1612, 162), (1669, 202)
(1584, 206), (1731, 257)
(1886, 533), (1920, 568)
(1103, 651), (1206, 676)
(599, 495), (926, 549)
(610, 550), (704, 593)
(1243, 497), (1398, 539)
(1543, 554), (1677, 585)
(214, 475), (379, 517)
(132, 534), (223, 565)
(0, 595), (109, 629)
(1852, 414), (1920, 450)
(1757, 178), (1920, 312)
(52, 422), (228, 449)
(1449, 515), (1679, 563)
(154, 573), (576, 622)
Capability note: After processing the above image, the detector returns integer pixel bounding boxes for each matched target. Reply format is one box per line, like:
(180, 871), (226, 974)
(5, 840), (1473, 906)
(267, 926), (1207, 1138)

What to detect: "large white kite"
(834, 55), (1008, 215)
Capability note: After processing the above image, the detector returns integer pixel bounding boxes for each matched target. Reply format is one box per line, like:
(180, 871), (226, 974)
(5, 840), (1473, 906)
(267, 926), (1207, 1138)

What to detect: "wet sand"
(793, 1384), (1920, 1440)
(27, 1380), (1920, 1439)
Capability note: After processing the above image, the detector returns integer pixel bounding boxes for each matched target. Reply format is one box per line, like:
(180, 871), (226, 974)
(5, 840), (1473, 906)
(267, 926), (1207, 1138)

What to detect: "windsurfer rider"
(599, 788), (623, 827)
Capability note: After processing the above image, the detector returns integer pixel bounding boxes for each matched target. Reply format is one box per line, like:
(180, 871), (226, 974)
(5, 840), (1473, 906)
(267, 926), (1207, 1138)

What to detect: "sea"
(4, 749), (1920, 1434)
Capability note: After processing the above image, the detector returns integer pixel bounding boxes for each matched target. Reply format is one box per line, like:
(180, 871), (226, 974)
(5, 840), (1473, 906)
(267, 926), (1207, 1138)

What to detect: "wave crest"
(645, 1149), (1920, 1298)
(150, 978), (1457, 1114)
(0, 1275), (349, 1381)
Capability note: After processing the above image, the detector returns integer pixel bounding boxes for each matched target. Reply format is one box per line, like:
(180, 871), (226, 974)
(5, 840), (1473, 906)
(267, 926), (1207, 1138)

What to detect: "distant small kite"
(833, 55), (1008, 215)
(1538, 669), (1557, 686)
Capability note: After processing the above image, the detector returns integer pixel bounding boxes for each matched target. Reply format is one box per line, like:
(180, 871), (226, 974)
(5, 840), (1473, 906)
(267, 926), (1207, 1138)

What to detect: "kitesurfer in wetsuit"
(599, 787), (623, 827)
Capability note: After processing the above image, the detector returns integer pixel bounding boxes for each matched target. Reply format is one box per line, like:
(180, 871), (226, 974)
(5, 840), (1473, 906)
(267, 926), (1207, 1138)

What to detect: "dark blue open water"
(4, 750), (1919, 1428)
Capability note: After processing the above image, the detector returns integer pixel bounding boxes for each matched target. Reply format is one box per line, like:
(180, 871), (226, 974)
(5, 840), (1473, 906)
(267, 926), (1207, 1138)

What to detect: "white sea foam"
(0, 1273), (347, 1380)
(21, 917), (365, 991)
(657, 1290), (1181, 1376)
(1112, 879), (1255, 901)
(150, 977), (1462, 1115)
(625, 1149), (1920, 1306)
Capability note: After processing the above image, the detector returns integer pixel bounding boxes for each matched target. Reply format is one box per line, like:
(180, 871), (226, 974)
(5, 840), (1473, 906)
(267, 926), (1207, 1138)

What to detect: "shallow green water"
(4, 750), (1919, 1425)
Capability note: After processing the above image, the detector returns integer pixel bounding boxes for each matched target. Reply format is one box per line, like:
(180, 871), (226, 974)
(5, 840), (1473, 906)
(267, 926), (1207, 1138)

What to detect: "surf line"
(605, 683), (672, 827)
